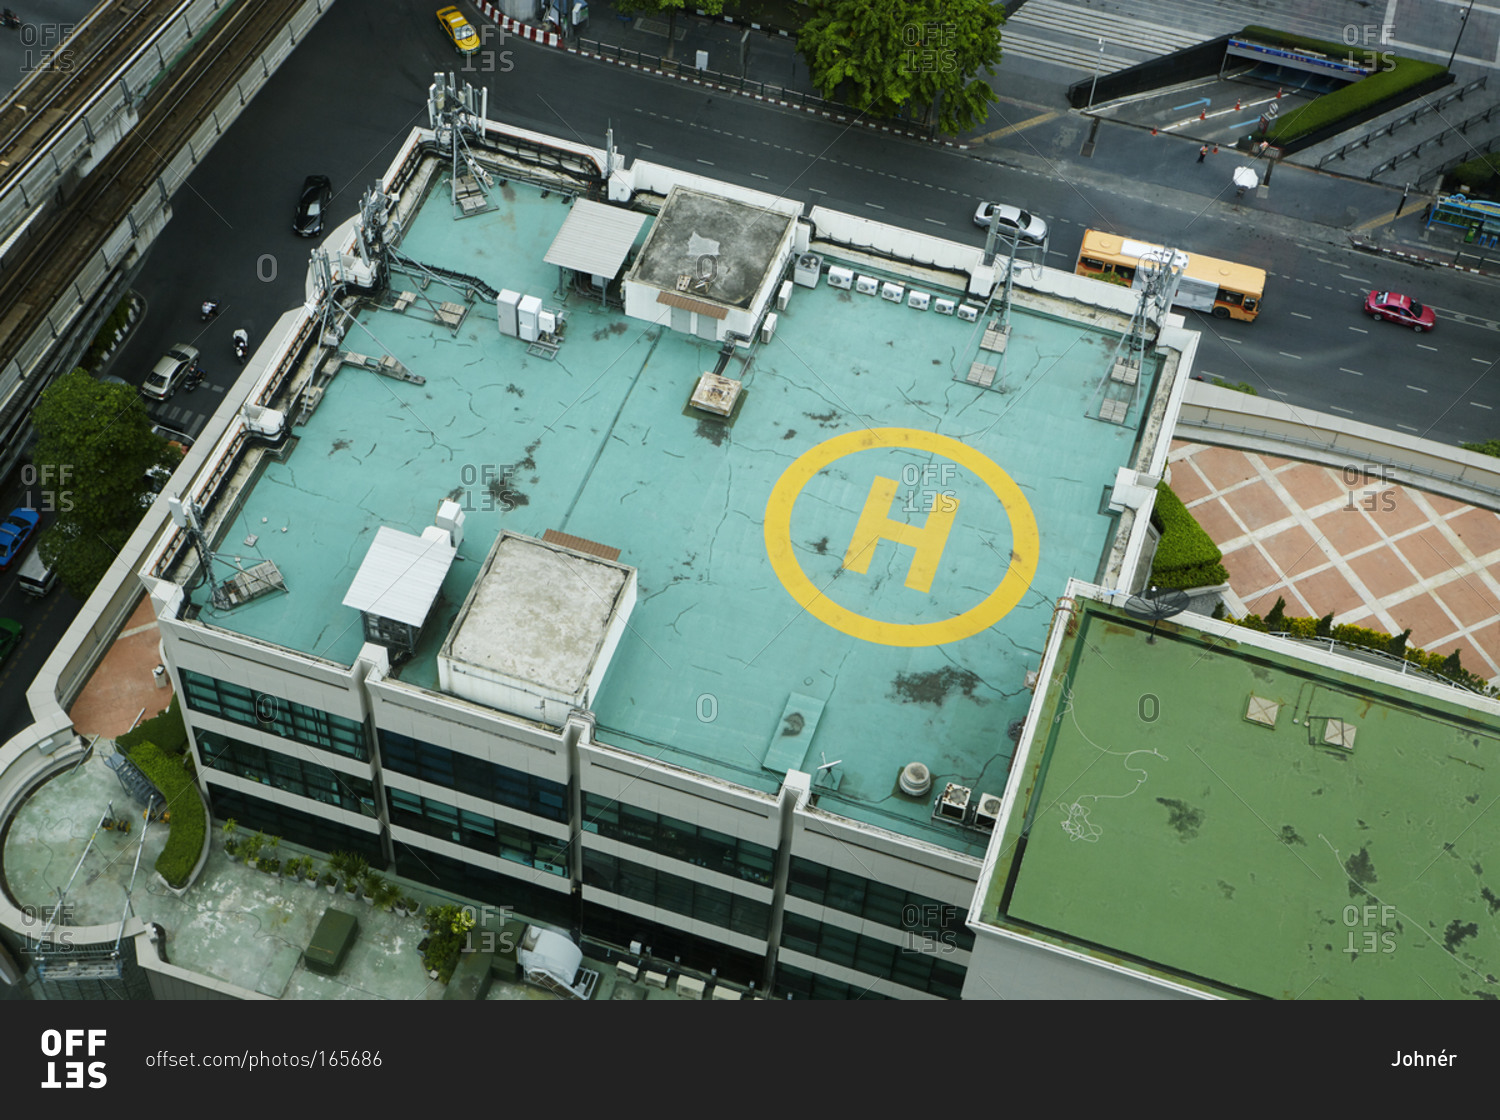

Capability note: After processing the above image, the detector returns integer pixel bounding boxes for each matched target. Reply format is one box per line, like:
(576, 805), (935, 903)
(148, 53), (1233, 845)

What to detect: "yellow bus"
(1075, 229), (1266, 321)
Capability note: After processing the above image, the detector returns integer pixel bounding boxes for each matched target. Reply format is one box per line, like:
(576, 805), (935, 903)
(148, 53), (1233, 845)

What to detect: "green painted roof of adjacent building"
(980, 593), (1500, 999)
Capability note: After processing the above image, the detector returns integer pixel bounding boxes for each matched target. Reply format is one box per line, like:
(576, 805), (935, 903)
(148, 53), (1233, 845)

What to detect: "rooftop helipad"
(184, 169), (1169, 853)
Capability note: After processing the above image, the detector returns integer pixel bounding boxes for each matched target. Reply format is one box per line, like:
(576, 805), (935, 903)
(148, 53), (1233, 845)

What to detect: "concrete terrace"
(979, 594), (1500, 1000)
(1, 751), (724, 1000)
(186, 169), (1165, 854)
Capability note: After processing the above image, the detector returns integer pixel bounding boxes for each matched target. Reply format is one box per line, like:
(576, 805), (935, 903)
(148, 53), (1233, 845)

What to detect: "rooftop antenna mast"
(168, 495), (231, 611)
(1094, 246), (1182, 424)
(429, 72), (493, 217)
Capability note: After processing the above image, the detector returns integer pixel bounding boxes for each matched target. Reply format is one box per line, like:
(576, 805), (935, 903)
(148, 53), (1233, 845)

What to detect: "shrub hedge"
(1238, 26), (1447, 146)
(125, 740), (205, 889)
(1226, 611), (1495, 695)
(117, 695), (187, 756)
(1150, 481), (1229, 589)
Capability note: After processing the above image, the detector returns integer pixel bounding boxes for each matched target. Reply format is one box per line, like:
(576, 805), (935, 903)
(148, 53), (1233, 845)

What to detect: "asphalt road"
(4, 0), (1500, 740)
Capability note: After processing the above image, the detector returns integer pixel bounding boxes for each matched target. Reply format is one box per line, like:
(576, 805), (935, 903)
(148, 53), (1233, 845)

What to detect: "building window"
(581, 793), (774, 886)
(180, 669), (368, 760)
(197, 731), (375, 816)
(377, 730), (567, 823)
(205, 785), (383, 865)
(582, 850), (770, 940)
(787, 856), (975, 951)
(779, 912), (966, 999)
(385, 788), (568, 874)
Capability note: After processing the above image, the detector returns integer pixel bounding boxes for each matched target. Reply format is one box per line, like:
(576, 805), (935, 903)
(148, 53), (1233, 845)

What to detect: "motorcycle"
(1, 10), (20, 30)
(200, 299), (220, 321)
(233, 328), (249, 364)
(182, 360), (203, 392)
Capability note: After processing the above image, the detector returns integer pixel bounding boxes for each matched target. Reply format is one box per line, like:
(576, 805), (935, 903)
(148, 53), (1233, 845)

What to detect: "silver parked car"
(973, 202), (1048, 245)
(140, 344), (201, 401)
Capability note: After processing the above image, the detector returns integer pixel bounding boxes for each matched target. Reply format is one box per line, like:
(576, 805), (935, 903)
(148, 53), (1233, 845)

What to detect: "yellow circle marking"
(764, 428), (1039, 647)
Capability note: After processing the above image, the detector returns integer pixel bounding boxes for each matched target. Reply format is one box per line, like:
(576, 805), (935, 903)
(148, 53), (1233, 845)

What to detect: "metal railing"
(1370, 99), (1500, 179)
(1316, 75), (1488, 168)
(573, 38), (937, 139)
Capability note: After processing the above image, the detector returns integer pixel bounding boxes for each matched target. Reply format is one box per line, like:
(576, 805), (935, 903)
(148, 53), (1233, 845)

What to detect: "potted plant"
(343, 872), (362, 902)
(286, 856), (305, 883)
(261, 857), (282, 878)
(221, 818), (240, 860)
(320, 869), (338, 894)
(301, 858), (320, 888)
(401, 896), (419, 918)
(373, 881), (400, 912)
(242, 832), (266, 868)
(362, 873), (386, 907)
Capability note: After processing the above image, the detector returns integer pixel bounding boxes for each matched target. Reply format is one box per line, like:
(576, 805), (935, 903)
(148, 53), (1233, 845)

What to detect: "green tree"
(30, 368), (180, 598)
(1460, 439), (1500, 457)
(797, 0), (1003, 134)
(616, 0), (725, 61)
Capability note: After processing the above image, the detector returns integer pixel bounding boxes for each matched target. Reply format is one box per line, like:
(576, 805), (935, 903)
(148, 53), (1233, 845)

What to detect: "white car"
(973, 202), (1048, 245)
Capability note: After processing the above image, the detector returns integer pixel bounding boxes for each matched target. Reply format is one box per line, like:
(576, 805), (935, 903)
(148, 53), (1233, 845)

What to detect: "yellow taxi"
(436, 6), (480, 54)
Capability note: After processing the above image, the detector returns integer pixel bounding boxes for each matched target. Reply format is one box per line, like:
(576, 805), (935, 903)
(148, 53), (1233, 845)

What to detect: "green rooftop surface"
(191, 169), (1163, 854)
(981, 597), (1500, 999)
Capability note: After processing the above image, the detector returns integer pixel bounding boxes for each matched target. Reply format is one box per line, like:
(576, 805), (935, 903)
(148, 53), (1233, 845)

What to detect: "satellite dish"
(1122, 586), (1191, 643)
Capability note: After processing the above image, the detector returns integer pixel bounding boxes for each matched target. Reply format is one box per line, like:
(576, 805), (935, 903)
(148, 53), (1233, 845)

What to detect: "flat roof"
(184, 167), (1167, 854)
(979, 593), (1500, 999)
(626, 185), (792, 310)
(444, 532), (631, 697)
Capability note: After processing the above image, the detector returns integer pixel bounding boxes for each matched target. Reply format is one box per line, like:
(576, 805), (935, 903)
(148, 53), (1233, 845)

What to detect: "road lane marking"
(1348, 326), (1368, 334)
(1339, 368), (1363, 376)
(1291, 312), (1311, 319)
(1473, 402), (1493, 410)
(1340, 274), (1372, 283)
(697, 159), (714, 166)
(1330, 406), (1354, 414)
(1407, 385), (1428, 393)
(1278, 352), (1301, 359)
(1418, 343), (1438, 351)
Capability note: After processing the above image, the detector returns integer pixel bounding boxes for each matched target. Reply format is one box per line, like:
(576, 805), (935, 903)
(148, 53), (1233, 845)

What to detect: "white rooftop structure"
(438, 531), (637, 726)
(543, 197), (649, 279)
(342, 525), (457, 627)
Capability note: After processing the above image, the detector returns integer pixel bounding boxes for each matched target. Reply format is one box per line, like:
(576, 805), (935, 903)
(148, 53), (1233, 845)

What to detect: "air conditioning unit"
(880, 281), (904, 303)
(794, 253), (823, 288)
(933, 298), (956, 316)
(827, 266), (853, 290)
(761, 312), (778, 343)
(956, 304), (979, 322)
(907, 291), (930, 311)
(937, 783), (971, 822)
(855, 275), (879, 296)
(974, 793), (1003, 830)
(777, 280), (793, 311)
(534, 861), (567, 876)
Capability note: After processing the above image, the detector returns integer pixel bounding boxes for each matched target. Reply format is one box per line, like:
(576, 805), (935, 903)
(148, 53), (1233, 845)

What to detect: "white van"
(17, 549), (56, 597)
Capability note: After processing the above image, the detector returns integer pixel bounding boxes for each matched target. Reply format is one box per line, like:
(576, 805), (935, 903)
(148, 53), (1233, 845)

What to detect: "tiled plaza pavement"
(66, 594), (175, 739)
(1168, 441), (1500, 683)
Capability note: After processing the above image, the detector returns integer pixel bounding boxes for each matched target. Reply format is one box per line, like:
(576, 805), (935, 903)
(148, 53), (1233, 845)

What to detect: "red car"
(1365, 291), (1436, 332)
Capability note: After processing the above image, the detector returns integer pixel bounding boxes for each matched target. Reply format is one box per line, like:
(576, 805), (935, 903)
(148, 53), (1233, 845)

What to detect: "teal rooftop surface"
(980, 595), (1500, 999)
(191, 171), (1164, 853)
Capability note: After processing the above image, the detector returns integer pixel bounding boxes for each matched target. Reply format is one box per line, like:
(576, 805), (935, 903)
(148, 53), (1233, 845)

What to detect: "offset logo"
(764, 429), (1038, 647)
(40, 1029), (106, 1088)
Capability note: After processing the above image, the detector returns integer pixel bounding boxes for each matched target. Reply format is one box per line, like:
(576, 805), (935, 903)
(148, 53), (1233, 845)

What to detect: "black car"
(293, 175), (333, 237)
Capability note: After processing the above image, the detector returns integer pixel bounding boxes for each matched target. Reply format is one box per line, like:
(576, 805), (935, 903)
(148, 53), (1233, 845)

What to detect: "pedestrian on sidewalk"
(1197, 145), (1208, 163)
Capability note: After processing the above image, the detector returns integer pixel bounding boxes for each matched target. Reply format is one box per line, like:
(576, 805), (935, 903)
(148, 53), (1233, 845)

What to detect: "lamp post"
(1448, 0), (1476, 72)
(1088, 39), (1105, 109)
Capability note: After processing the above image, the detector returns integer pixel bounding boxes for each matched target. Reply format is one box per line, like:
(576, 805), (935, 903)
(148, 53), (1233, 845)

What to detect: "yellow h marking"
(843, 476), (959, 594)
